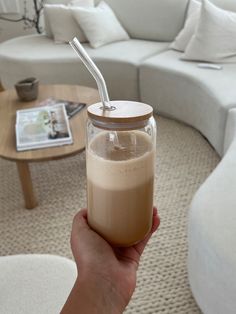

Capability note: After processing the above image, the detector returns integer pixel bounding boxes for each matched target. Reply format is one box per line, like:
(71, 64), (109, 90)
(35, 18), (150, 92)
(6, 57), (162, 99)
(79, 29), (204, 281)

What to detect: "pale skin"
(61, 207), (160, 314)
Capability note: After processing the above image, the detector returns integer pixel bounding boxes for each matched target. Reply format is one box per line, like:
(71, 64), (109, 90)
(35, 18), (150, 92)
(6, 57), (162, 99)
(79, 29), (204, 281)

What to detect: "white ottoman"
(0, 254), (77, 314)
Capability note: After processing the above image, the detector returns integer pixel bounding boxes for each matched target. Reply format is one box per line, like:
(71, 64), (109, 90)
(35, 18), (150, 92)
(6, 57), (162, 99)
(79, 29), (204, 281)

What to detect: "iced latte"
(87, 130), (155, 246)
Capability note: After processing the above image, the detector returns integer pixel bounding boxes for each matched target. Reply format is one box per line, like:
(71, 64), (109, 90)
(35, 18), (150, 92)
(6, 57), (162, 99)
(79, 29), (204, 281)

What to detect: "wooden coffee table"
(0, 85), (100, 209)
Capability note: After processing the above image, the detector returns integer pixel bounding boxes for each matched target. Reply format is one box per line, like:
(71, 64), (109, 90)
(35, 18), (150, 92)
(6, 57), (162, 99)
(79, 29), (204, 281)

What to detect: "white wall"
(0, 0), (39, 42)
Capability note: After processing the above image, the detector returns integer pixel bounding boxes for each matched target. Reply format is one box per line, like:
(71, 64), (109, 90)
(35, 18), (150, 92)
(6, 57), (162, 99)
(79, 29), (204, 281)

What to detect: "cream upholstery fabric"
(72, 1), (129, 48)
(94, 0), (189, 41)
(0, 35), (168, 100)
(140, 50), (236, 156)
(188, 127), (236, 314)
(44, 4), (87, 43)
(183, 0), (236, 63)
(44, 0), (188, 41)
(170, 0), (201, 52)
(211, 0), (236, 12)
(43, 0), (73, 37)
(224, 108), (236, 153)
(0, 254), (76, 314)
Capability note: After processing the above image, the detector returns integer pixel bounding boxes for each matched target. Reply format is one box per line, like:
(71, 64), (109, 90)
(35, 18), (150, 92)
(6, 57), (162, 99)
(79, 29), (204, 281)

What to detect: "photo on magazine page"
(16, 104), (73, 151)
(39, 98), (86, 119)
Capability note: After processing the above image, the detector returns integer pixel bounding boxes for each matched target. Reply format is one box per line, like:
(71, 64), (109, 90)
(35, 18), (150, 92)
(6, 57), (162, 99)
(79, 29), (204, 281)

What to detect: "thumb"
(71, 209), (90, 238)
(70, 209), (90, 262)
(72, 208), (89, 230)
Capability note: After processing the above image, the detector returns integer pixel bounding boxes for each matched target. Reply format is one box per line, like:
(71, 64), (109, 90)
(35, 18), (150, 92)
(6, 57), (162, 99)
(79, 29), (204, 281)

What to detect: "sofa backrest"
(44, 0), (189, 42)
(94, 0), (189, 42)
(211, 0), (236, 11)
(43, 0), (236, 42)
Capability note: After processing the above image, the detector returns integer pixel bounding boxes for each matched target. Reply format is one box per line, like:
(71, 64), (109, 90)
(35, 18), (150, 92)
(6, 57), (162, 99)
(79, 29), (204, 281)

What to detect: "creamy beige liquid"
(87, 130), (155, 246)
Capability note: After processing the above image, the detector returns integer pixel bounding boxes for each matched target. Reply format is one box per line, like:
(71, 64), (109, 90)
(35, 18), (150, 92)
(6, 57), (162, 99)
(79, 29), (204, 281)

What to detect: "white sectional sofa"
(188, 109), (236, 314)
(1, 0), (236, 313)
(140, 50), (236, 156)
(0, 35), (169, 101)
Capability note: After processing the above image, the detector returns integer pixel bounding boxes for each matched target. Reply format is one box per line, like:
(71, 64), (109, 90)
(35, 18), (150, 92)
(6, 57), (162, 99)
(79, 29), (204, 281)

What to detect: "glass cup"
(86, 100), (156, 247)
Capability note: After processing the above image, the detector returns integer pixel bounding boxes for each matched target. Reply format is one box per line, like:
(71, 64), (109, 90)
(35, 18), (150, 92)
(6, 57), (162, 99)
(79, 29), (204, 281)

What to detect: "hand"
(63, 207), (160, 314)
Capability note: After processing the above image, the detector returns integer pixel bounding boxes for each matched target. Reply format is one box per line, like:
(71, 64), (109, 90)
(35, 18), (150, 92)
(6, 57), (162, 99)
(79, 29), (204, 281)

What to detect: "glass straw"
(70, 37), (124, 149)
(70, 37), (112, 110)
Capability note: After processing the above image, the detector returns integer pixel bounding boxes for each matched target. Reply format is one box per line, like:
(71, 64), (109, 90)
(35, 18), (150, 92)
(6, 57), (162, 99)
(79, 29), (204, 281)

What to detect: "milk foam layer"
(87, 131), (155, 190)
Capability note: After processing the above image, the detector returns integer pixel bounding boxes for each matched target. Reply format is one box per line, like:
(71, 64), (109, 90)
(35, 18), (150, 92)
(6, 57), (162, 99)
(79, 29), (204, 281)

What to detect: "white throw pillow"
(187, 0), (201, 16)
(170, 0), (201, 52)
(69, 0), (92, 5)
(43, 0), (94, 38)
(183, 0), (236, 63)
(71, 1), (130, 48)
(44, 0), (94, 43)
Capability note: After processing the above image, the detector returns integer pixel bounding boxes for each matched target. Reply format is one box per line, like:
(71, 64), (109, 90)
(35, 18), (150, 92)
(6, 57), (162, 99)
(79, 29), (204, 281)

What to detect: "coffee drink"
(87, 130), (155, 246)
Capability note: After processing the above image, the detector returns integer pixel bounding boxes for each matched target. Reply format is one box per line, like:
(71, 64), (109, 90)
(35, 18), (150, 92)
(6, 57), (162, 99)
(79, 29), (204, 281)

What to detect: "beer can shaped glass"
(86, 101), (156, 247)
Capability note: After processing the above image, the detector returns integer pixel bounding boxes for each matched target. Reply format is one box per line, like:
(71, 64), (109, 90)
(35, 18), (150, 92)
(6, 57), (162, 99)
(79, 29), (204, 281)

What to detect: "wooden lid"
(87, 101), (153, 125)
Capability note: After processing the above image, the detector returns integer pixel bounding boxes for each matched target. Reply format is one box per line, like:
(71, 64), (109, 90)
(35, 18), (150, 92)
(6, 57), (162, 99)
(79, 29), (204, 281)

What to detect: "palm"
(71, 208), (159, 303)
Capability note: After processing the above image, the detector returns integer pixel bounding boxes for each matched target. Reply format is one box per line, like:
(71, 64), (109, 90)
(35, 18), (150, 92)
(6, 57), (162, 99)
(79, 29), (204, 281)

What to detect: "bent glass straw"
(70, 37), (111, 110)
(70, 37), (123, 148)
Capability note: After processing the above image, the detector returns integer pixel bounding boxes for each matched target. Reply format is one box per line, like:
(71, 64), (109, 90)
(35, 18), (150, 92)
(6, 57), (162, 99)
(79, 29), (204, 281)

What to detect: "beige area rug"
(0, 116), (219, 313)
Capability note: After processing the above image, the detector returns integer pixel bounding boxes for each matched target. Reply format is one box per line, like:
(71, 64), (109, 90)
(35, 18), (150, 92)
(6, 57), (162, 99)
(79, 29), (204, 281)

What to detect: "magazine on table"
(15, 103), (73, 151)
(38, 98), (86, 119)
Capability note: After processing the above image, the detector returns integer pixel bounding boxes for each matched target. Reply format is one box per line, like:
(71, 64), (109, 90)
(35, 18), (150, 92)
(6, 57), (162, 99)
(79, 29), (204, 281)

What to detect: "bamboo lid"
(87, 101), (153, 125)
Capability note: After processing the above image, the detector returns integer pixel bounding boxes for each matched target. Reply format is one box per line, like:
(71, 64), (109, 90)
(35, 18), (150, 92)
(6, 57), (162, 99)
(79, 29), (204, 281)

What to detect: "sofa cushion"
(0, 254), (76, 314)
(95, 0), (189, 42)
(44, 0), (74, 37)
(44, 4), (89, 43)
(140, 50), (236, 155)
(170, 0), (201, 52)
(0, 35), (169, 100)
(72, 1), (129, 48)
(44, 0), (188, 41)
(183, 0), (236, 63)
(43, 0), (93, 38)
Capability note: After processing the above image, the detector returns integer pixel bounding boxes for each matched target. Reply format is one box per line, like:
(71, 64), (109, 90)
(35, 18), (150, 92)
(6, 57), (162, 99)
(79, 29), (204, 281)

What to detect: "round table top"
(0, 85), (100, 162)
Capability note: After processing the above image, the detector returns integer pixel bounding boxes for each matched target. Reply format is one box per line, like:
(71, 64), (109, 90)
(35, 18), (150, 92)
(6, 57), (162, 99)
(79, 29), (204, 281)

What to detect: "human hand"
(67, 207), (160, 314)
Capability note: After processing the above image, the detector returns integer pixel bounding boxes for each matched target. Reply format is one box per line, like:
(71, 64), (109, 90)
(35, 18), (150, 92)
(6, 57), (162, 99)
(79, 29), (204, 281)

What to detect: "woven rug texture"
(0, 116), (220, 313)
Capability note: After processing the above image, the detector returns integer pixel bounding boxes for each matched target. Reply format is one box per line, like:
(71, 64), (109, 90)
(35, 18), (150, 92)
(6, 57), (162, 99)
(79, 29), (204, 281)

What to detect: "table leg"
(16, 161), (38, 209)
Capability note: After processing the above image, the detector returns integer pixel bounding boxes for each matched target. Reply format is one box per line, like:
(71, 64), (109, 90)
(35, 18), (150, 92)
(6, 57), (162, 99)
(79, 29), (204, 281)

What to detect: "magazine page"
(16, 104), (73, 151)
(39, 98), (86, 119)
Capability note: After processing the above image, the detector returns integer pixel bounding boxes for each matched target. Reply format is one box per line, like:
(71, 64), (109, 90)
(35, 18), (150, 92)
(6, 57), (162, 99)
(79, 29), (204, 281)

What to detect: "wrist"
(75, 273), (127, 314)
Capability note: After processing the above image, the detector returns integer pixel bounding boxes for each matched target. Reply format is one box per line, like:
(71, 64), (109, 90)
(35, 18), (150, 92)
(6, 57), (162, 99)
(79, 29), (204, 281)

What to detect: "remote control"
(197, 63), (223, 70)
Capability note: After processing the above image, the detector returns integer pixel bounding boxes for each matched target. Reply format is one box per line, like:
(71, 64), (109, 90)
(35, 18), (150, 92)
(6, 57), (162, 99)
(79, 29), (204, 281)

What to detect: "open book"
(16, 103), (73, 151)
